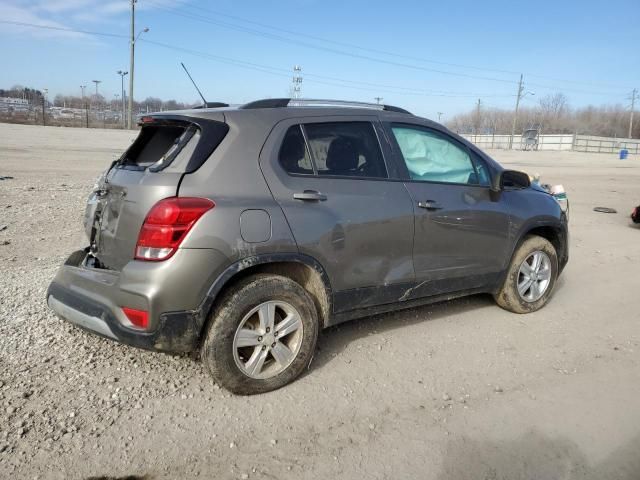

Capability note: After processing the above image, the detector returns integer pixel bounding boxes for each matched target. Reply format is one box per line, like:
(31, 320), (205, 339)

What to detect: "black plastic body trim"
(193, 102), (230, 109)
(329, 287), (488, 327)
(332, 272), (499, 315)
(197, 252), (333, 326)
(382, 105), (412, 114)
(242, 98), (290, 109)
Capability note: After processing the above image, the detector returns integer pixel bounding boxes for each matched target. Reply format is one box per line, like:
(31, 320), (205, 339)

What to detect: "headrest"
(326, 137), (358, 172)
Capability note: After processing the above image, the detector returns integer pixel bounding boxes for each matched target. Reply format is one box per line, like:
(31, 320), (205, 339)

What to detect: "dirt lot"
(1, 122), (639, 480)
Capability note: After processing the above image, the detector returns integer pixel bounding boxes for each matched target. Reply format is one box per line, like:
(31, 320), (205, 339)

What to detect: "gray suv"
(47, 99), (569, 394)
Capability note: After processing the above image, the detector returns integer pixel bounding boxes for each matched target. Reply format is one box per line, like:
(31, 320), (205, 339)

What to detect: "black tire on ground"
(494, 235), (559, 314)
(201, 274), (319, 395)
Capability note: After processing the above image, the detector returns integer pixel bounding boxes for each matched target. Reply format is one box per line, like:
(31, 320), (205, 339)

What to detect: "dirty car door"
(260, 116), (415, 312)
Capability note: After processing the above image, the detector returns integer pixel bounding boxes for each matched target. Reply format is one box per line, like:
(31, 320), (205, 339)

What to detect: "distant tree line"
(447, 93), (638, 138)
(0, 86), (44, 103)
(1, 84), (198, 113)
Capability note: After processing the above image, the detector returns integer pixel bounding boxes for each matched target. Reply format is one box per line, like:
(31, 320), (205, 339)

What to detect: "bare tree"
(447, 93), (639, 138)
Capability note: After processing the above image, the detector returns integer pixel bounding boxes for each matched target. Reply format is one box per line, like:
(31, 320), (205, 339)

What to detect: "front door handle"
(418, 200), (443, 210)
(293, 190), (327, 202)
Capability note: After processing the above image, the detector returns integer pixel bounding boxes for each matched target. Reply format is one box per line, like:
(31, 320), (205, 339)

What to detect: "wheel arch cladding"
(198, 254), (333, 345)
(525, 225), (563, 252)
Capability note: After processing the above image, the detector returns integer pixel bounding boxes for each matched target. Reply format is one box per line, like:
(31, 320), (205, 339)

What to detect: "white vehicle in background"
(59, 109), (76, 119)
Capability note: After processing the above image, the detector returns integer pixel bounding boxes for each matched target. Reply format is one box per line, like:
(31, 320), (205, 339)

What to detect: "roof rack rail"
(241, 98), (411, 115)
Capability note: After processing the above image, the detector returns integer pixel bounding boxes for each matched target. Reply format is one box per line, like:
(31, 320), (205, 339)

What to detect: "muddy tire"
(494, 235), (558, 314)
(201, 274), (319, 395)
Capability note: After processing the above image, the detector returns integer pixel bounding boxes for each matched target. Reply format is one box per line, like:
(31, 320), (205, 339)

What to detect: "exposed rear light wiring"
(135, 197), (214, 261)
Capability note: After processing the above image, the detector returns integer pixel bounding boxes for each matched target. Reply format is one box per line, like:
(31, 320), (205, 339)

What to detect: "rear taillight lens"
(135, 197), (214, 261)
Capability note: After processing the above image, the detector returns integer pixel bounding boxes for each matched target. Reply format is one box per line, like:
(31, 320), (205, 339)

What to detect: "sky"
(1, 0), (638, 120)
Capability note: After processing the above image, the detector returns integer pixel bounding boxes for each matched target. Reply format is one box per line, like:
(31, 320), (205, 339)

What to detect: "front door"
(260, 116), (415, 312)
(385, 122), (510, 297)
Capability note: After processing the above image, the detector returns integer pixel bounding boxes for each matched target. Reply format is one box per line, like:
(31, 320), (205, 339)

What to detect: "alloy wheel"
(232, 301), (304, 379)
(517, 250), (552, 302)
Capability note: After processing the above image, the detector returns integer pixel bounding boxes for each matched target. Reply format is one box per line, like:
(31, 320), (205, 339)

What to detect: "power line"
(2, 19), (627, 99)
(151, 0), (634, 91)
(0, 20), (510, 98)
(0, 20), (127, 38)
(156, 0), (522, 76)
(144, 2), (522, 86)
(139, 38), (515, 98)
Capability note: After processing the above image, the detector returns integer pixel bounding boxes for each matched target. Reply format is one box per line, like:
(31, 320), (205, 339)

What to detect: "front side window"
(303, 122), (387, 178)
(391, 125), (478, 184)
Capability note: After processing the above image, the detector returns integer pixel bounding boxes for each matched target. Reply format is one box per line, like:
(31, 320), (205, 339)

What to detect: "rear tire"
(201, 274), (319, 395)
(494, 235), (558, 314)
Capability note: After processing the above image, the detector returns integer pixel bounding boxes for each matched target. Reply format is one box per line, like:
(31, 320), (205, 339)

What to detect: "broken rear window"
(117, 118), (228, 173)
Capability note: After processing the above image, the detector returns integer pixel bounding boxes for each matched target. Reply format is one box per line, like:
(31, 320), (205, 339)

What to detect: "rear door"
(260, 116), (415, 312)
(87, 115), (228, 270)
(384, 122), (510, 297)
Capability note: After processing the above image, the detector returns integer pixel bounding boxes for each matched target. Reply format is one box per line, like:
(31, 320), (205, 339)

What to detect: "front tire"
(201, 274), (319, 395)
(494, 235), (558, 314)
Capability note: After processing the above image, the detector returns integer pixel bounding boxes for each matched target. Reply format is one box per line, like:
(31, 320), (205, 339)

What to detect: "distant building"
(0, 97), (29, 106)
(0, 97), (30, 113)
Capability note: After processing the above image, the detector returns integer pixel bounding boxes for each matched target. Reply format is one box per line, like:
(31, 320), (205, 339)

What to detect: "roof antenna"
(181, 62), (207, 108)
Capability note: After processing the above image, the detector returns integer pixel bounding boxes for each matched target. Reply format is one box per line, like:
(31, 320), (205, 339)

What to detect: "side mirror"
(491, 169), (531, 192)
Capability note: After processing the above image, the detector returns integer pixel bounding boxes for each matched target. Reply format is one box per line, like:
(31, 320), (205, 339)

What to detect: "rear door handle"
(417, 200), (443, 210)
(293, 190), (327, 202)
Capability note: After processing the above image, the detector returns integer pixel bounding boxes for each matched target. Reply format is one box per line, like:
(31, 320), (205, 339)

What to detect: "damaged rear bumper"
(47, 281), (200, 352)
(47, 248), (229, 353)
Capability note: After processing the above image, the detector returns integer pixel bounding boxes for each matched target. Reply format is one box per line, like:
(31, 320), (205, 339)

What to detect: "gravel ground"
(1, 122), (640, 480)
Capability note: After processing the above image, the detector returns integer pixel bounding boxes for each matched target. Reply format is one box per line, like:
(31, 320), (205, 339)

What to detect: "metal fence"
(461, 133), (640, 153)
(0, 107), (127, 129)
(572, 135), (640, 154)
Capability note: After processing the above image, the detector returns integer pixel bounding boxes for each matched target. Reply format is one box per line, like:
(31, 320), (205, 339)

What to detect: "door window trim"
(385, 122), (491, 188)
(298, 124), (318, 175)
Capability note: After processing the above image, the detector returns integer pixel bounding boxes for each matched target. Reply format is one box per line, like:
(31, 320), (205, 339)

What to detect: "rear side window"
(279, 126), (314, 175)
(304, 122), (387, 178)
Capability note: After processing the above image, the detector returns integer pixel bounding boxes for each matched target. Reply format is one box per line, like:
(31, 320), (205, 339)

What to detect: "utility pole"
(437, 112), (443, 122)
(125, 10), (149, 129)
(374, 96), (383, 104)
(117, 70), (128, 129)
(92, 80), (102, 125)
(629, 88), (638, 139)
(81, 85), (88, 128)
(509, 74), (524, 150)
(475, 98), (482, 134)
(291, 65), (303, 99)
(128, 0), (136, 129)
(41, 88), (47, 127)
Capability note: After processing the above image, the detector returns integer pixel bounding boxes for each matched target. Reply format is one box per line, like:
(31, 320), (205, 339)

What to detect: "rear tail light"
(135, 197), (214, 261)
(122, 307), (149, 330)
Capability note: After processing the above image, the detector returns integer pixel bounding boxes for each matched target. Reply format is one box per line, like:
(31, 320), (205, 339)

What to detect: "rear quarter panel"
(177, 111), (297, 264)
